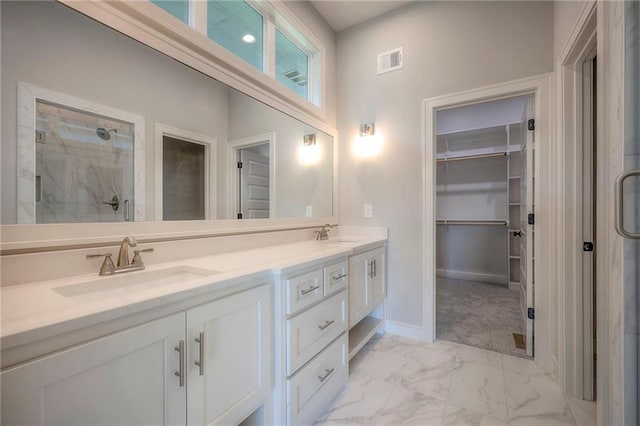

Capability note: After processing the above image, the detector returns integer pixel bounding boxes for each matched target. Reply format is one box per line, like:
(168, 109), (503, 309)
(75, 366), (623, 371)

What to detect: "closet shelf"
(509, 203), (521, 206)
(509, 255), (521, 260)
(436, 152), (507, 163)
(509, 176), (521, 180)
(436, 219), (507, 226)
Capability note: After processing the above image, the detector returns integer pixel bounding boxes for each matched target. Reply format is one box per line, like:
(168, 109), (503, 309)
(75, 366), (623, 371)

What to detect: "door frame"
(154, 123), (217, 220)
(422, 74), (553, 372)
(556, 0), (597, 401)
(228, 133), (276, 219)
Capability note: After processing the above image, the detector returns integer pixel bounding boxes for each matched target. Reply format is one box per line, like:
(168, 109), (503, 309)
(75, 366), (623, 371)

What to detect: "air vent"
(282, 69), (307, 87)
(377, 47), (403, 75)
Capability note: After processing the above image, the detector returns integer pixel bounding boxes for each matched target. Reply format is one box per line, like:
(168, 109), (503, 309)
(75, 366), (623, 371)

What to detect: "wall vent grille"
(377, 47), (403, 75)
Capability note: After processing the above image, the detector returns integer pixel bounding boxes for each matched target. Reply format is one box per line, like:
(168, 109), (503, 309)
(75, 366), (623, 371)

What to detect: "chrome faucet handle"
(132, 248), (154, 266)
(86, 253), (115, 276)
(117, 236), (138, 267)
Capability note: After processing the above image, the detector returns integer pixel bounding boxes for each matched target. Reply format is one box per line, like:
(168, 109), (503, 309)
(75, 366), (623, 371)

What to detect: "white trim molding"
(154, 123), (217, 221)
(555, 0), (597, 402)
(384, 320), (425, 341)
(422, 74), (553, 376)
(16, 81), (146, 224)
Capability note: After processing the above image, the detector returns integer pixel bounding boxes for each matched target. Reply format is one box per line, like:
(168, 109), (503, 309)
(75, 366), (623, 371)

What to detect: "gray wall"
(336, 1), (554, 327)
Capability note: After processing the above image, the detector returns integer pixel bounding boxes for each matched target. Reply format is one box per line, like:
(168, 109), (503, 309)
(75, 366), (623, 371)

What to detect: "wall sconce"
(360, 123), (375, 137)
(353, 122), (383, 158)
(299, 133), (321, 165)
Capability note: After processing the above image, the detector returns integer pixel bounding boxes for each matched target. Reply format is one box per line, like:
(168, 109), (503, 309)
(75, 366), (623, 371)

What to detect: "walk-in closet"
(435, 95), (535, 358)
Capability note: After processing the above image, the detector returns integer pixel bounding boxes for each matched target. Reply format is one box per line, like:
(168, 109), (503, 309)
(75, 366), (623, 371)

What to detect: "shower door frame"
(16, 81), (146, 223)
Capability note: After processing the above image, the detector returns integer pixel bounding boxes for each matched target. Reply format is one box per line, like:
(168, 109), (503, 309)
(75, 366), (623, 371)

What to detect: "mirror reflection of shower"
(34, 99), (136, 223)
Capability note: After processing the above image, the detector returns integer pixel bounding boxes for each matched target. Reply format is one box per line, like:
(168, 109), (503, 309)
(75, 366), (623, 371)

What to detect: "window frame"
(156, 0), (322, 107)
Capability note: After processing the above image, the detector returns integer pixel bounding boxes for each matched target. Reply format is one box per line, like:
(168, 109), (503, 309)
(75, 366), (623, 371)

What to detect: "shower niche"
(17, 82), (145, 223)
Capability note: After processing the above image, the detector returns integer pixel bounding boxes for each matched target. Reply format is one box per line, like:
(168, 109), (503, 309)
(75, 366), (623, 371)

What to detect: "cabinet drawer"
(286, 334), (348, 426)
(286, 269), (323, 315)
(323, 261), (347, 296)
(286, 291), (347, 375)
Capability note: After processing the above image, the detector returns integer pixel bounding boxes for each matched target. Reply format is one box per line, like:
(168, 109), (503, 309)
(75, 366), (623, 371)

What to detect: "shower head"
(96, 127), (116, 141)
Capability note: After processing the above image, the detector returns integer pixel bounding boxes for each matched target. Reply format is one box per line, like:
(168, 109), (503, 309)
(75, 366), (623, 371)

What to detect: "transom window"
(150, 0), (321, 105)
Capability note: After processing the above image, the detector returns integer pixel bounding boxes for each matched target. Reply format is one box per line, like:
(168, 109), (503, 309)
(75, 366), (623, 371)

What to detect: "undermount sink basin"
(54, 266), (219, 300)
(323, 238), (361, 244)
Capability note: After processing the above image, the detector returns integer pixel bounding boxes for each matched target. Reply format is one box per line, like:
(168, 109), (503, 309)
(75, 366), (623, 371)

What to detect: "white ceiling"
(309, 1), (412, 32)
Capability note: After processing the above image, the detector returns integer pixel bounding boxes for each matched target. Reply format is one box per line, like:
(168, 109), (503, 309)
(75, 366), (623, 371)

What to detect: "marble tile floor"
(316, 334), (595, 426)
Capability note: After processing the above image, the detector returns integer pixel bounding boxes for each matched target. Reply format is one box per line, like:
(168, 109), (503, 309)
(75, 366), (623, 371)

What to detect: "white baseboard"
(508, 281), (521, 291)
(384, 320), (425, 341)
(436, 269), (507, 285)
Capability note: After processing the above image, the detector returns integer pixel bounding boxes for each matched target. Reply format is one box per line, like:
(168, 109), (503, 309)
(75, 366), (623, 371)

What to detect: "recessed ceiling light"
(242, 34), (256, 44)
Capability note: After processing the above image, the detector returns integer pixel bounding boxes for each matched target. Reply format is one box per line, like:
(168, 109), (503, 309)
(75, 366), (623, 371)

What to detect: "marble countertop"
(1, 235), (386, 350)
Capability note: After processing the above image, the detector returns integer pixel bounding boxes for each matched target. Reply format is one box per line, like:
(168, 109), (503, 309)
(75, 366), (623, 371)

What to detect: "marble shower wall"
(35, 101), (135, 223)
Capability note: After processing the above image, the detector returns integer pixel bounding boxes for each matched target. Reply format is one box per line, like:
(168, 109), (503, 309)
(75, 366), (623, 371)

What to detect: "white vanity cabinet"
(348, 246), (386, 359)
(1, 283), (272, 426)
(275, 258), (349, 425)
(186, 284), (272, 426)
(1, 313), (187, 426)
(348, 246), (386, 328)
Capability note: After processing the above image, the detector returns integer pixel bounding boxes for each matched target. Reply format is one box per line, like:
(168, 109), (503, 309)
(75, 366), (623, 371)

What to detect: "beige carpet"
(436, 277), (528, 358)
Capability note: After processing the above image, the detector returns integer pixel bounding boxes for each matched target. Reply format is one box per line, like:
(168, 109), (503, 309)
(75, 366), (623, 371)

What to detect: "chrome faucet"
(315, 224), (337, 241)
(86, 236), (154, 276)
(117, 236), (137, 266)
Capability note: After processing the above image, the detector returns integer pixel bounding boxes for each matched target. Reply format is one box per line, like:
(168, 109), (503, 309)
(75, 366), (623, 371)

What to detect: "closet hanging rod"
(436, 220), (508, 226)
(436, 152), (507, 163)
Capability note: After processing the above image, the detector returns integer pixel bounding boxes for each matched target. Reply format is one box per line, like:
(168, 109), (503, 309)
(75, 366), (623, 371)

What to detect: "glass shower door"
(35, 100), (135, 223)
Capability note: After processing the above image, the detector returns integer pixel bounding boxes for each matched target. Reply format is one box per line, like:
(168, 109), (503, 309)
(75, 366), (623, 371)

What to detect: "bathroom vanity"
(0, 231), (387, 425)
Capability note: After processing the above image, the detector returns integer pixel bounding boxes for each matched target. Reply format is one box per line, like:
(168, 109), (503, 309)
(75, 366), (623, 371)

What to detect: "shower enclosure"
(34, 100), (135, 223)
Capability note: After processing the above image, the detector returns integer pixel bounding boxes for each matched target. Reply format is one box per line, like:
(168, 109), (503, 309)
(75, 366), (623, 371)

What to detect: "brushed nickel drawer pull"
(318, 368), (335, 382)
(318, 320), (335, 330)
(300, 285), (320, 296)
(194, 332), (205, 376)
(174, 340), (185, 387)
(332, 273), (347, 281)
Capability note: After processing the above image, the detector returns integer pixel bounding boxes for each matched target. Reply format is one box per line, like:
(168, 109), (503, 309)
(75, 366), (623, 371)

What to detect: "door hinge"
(583, 241), (594, 252)
(528, 213), (535, 225)
(528, 308), (535, 320)
(237, 161), (243, 169)
(527, 119), (535, 131)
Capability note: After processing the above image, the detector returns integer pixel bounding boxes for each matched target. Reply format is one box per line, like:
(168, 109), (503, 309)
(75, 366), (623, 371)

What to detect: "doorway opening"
(154, 123), (217, 221)
(228, 133), (275, 220)
(434, 95), (536, 358)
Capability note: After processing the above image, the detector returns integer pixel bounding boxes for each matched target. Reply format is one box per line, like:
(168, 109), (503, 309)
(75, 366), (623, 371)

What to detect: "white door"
(520, 96), (535, 357)
(239, 149), (270, 219)
(1, 313), (187, 426)
(348, 252), (369, 328)
(186, 284), (272, 426)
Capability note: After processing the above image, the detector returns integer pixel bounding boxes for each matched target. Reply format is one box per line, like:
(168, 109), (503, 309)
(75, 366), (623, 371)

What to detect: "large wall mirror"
(1, 0), (334, 227)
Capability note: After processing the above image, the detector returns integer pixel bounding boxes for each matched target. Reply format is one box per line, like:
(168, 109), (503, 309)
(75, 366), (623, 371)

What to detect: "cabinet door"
(1, 313), (187, 426)
(187, 284), (272, 426)
(367, 248), (386, 308)
(348, 252), (369, 328)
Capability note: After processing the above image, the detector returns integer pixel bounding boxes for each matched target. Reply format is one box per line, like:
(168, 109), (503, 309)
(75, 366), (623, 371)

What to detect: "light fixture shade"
(359, 122), (375, 137)
(303, 133), (316, 146)
(354, 122), (382, 158)
(299, 133), (320, 164)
